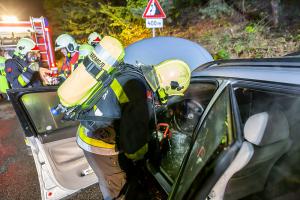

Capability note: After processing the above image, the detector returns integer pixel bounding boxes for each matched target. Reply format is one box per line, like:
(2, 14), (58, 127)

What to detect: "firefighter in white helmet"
(55, 34), (79, 81)
(55, 36), (191, 199)
(88, 32), (102, 47)
(4, 38), (50, 88)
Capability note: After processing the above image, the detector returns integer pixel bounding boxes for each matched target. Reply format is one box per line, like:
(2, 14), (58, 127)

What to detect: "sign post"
(142, 0), (166, 37)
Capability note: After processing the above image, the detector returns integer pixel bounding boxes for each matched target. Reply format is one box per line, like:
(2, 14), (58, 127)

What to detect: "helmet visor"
(91, 41), (99, 48)
(141, 65), (159, 92)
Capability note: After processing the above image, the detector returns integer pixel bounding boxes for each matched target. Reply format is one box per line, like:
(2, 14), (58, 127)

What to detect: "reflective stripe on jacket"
(77, 77), (128, 152)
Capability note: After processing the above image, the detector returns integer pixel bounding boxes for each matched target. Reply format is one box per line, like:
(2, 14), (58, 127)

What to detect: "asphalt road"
(0, 100), (102, 200)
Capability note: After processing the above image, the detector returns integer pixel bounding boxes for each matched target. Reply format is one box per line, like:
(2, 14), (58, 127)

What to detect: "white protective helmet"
(88, 32), (102, 46)
(55, 34), (78, 52)
(15, 38), (39, 56)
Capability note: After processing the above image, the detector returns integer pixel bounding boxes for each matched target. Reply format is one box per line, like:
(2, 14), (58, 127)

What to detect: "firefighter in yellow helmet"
(4, 38), (51, 88)
(55, 36), (191, 199)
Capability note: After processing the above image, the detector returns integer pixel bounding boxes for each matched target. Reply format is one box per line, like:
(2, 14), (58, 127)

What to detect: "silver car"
(7, 37), (300, 200)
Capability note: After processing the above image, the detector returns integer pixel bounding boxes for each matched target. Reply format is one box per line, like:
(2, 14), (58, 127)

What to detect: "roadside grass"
(160, 17), (300, 60)
(158, 0), (300, 60)
(104, 0), (300, 60)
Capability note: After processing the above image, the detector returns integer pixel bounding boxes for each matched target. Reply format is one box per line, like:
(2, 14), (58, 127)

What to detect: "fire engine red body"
(0, 17), (56, 69)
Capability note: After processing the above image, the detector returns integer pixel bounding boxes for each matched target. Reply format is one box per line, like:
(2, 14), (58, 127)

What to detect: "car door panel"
(7, 87), (97, 200)
(39, 126), (77, 143)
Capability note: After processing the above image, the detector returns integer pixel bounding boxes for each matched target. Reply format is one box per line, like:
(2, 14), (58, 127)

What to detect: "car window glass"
(233, 87), (300, 200)
(21, 92), (78, 134)
(174, 87), (233, 199)
(157, 82), (217, 182)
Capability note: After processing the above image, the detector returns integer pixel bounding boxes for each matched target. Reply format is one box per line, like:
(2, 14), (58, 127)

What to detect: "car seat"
(208, 108), (291, 200)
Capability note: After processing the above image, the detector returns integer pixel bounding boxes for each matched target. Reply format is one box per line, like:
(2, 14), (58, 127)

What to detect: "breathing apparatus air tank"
(54, 36), (125, 118)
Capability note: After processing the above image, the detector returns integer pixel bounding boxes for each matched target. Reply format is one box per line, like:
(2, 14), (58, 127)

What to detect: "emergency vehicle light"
(2, 16), (18, 23)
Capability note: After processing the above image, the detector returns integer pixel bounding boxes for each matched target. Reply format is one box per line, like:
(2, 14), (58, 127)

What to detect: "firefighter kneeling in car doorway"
(55, 36), (191, 199)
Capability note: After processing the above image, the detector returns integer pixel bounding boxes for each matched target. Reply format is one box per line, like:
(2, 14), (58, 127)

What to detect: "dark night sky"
(0, 0), (45, 20)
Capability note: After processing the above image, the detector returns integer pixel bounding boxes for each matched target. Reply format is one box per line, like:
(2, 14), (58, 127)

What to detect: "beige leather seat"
(209, 109), (291, 200)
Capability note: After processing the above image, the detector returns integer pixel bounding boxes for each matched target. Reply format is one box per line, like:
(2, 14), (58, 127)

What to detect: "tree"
(43, 0), (150, 45)
(270, 0), (280, 27)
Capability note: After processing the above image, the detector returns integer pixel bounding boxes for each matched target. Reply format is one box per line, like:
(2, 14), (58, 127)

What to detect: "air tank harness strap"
(83, 54), (111, 82)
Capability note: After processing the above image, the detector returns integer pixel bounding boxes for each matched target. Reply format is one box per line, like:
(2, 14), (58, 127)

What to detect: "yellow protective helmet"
(142, 59), (191, 98)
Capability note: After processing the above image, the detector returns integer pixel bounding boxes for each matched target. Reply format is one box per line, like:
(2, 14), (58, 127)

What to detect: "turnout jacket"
(5, 55), (41, 88)
(77, 66), (153, 159)
(59, 51), (79, 81)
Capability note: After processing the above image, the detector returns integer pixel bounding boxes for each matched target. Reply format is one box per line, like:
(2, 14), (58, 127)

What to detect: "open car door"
(7, 86), (97, 200)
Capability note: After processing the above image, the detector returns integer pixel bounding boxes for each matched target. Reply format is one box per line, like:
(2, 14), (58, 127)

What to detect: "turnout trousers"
(83, 150), (127, 200)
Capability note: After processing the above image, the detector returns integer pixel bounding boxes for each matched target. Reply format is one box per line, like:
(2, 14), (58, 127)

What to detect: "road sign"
(146, 18), (163, 28)
(143, 0), (166, 19)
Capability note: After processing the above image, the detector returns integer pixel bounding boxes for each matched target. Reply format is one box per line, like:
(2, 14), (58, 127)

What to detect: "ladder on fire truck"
(30, 17), (56, 69)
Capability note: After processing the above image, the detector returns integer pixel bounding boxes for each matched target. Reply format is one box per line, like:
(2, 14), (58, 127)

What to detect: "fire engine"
(0, 16), (56, 68)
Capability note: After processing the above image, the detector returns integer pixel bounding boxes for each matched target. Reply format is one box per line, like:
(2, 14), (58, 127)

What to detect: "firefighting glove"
(28, 62), (40, 72)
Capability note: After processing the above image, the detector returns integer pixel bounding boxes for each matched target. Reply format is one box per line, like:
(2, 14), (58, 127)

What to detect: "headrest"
(244, 109), (289, 146)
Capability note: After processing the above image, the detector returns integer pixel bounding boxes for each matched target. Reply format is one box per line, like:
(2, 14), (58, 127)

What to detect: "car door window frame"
(159, 78), (220, 182)
(168, 79), (243, 199)
(232, 80), (300, 96)
(7, 86), (58, 137)
(147, 78), (220, 194)
(188, 79), (300, 200)
(188, 82), (244, 200)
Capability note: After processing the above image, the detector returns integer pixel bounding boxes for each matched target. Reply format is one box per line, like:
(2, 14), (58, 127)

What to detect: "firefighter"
(4, 38), (43, 88)
(77, 43), (94, 65)
(56, 36), (191, 199)
(88, 32), (102, 47)
(0, 56), (9, 96)
(55, 34), (79, 82)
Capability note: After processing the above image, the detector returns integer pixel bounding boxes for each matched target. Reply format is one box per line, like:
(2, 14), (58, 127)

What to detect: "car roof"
(192, 57), (300, 85)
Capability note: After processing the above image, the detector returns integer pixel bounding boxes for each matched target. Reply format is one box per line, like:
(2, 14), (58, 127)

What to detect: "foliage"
(197, 21), (299, 59)
(199, 0), (233, 20)
(43, 0), (150, 46)
(214, 49), (230, 59)
(44, 0), (300, 58)
(245, 24), (257, 34)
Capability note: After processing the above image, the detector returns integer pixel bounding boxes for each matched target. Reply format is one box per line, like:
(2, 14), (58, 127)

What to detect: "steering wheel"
(172, 99), (204, 134)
